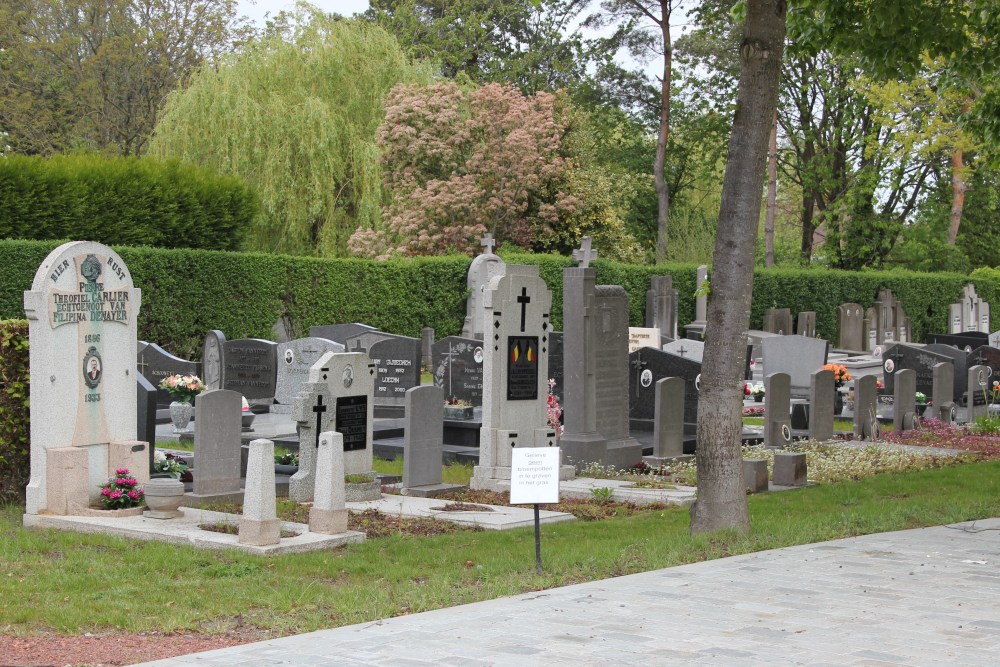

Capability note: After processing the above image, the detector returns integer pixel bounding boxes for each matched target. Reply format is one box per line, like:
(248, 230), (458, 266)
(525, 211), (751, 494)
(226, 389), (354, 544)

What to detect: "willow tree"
(149, 12), (428, 257)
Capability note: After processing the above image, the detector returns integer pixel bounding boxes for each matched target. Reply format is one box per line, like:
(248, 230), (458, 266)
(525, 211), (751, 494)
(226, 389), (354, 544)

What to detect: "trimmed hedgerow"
(0, 239), (996, 359)
(0, 154), (256, 251)
(0, 319), (29, 503)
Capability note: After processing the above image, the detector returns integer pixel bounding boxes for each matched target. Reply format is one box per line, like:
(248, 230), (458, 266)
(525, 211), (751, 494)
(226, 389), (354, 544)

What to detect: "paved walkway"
(137, 518), (1000, 666)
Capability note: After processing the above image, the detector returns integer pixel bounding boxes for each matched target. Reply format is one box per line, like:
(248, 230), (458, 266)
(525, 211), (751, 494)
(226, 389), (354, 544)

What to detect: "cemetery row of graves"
(6, 235), (1000, 557)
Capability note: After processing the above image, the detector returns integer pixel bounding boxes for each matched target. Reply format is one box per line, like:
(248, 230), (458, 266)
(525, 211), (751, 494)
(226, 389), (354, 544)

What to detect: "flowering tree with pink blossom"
(349, 81), (641, 261)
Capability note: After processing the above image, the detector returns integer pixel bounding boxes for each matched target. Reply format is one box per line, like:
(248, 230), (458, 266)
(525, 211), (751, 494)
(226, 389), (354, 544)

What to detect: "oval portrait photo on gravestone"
(83, 346), (102, 388)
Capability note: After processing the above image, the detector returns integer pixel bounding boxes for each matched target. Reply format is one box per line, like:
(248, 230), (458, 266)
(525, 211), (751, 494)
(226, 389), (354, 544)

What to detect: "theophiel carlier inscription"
(47, 254), (131, 328)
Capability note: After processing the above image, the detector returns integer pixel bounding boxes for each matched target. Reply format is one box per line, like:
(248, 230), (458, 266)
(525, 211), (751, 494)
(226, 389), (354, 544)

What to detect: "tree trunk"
(654, 6), (671, 264)
(690, 0), (787, 535)
(765, 109), (777, 267)
(947, 145), (966, 245)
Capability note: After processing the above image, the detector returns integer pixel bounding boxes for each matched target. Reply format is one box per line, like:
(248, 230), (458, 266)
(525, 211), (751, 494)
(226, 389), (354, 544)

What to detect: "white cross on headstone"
(481, 233), (496, 255)
(572, 236), (598, 268)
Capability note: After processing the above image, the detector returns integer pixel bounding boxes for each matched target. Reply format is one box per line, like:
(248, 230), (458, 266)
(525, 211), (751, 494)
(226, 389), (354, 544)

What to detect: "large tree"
(149, 13), (428, 257)
(0, 0), (251, 156)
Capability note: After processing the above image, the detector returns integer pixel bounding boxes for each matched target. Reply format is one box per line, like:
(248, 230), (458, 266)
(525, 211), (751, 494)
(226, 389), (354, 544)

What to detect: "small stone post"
(309, 431), (348, 535)
(239, 439), (280, 546)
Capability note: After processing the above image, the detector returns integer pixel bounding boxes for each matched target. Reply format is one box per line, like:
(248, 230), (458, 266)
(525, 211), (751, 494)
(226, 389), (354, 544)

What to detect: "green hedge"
(0, 319), (29, 503)
(0, 154), (257, 251)
(0, 239), (996, 359)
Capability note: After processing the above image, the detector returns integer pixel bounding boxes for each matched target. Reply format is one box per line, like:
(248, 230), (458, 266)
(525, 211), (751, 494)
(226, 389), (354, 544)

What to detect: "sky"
(236, 0), (370, 25)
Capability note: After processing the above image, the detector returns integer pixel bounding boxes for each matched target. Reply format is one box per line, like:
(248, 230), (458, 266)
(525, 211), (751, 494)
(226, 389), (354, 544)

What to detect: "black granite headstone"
(924, 331), (988, 353)
(137, 341), (201, 407)
(432, 336), (484, 406)
(221, 338), (278, 400)
(137, 374), (157, 473)
(881, 343), (952, 399)
(548, 331), (564, 399)
(368, 335), (421, 400)
(629, 347), (700, 426)
(969, 345), (1000, 379)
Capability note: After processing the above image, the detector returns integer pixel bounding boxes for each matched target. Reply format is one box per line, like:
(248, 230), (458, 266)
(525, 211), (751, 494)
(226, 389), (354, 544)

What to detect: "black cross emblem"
(517, 287), (530, 332)
(313, 394), (327, 448)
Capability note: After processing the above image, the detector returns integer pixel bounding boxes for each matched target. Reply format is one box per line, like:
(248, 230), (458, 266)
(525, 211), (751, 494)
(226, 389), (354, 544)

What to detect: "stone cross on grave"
(136, 357), (149, 376)
(481, 233), (496, 255)
(312, 394), (327, 448)
(675, 344), (688, 358)
(517, 286), (531, 332)
(572, 236), (598, 268)
(350, 338), (367, 354)
(441, 343), (459, 396)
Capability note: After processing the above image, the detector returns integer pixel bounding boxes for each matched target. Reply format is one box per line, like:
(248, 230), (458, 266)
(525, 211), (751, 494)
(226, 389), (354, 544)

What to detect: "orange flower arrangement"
(822, 363), (852, 387)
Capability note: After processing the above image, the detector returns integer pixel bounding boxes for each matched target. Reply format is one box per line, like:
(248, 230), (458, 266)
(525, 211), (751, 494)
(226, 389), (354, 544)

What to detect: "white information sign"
(509, 447), (561, 504)
(628, 327), (661, 353)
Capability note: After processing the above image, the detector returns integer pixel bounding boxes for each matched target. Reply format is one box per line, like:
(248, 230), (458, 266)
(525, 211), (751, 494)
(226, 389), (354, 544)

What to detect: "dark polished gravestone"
(923, 343), (969, 403)
(221, 338), (278, 400)
(308, 323), (380, 347)
(925, 331), (988, 354)
(969, 345), (1000, 379)
(881, 343), (951, 400)
(367, 335), (421, 401)
(137, 341), (201, 407)
(629, 347), (700, 453)
(433, 336), (485, 406)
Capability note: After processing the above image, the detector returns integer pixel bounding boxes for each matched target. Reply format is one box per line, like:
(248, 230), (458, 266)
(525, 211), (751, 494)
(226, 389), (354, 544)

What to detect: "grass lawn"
(3, 460), (1000, 637)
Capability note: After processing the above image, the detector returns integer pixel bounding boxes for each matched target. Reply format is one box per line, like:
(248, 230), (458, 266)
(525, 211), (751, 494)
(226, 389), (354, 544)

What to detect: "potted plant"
(751, 383), (765, 402)
(344, 473), (380, 501)
(152, 450), (187, 479)
(97, 468), (145, 514)
(915, 391), (928, 416)
(159, 373), (206, 433)
(822, 363), (851, 414)
(443, 396), (474, 420)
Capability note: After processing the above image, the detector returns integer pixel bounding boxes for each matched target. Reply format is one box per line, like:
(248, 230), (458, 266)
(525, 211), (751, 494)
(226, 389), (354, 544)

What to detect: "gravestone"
(873, 289), (904, 346)
(746, 330), (779, 361)
(894, 302), (911, 343)
(192, 389), (243, 500)
(644, 377), (686, 463)
(289, 351), (377, 501)
(136, 342), (200, 407)
(628, 327), (661, 353)
(764, 373), (792, 448)
(136, 375), (157, 473)
(863, 306), (879, 352)
(548, 331), (564, 398)
(560, 260), (643, 468)
(23, 241), (146, 516)
(853, 375), (879, 440)
(310, 430), (349, 535)
(470, 265), (563, 491)
(837, 303), (865, 350)
(925, 331), (988, 353)
(239, 438), (279, 546)
(402, 385), (463, 496)
(629, 347), (700, 452)
(923, 344), (968, 402)
(366, 335), (421, 403)
(202, 330), (226, 390)
(308, 323), (379, 347)
(881, 344), (951, 399)
(967, 364), (990, 421)
(763, 308), (794, 336)
(684, 265), (708, 340)
(796, 311), (817, 338)
(761, 335), (829, 396)
(421, 327), (434, 371)
(930, 362), (955, 422)
(990, 331), (1000, 349)
(662, 339), (704, 363)
(949, 283), (991, 334)
(274, 337), (344, 412)
(433, 336), (485, 406)
(646, 275), (679, 340)
(773, 452), (807, 486)
(809, 369), (835, 441)
(462, 233), (507, 339)
(892, 369), (918, 432)
(221, 338), (277, 400)
(969, 345), (1000, 379)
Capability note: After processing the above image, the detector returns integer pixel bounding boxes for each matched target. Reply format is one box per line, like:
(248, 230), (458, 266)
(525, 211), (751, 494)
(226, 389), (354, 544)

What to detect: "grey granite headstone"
(646, 275), (679, 340)
(773, 452), (807, 486)
(853, 375), (879, 440)
(744, 459), (768, 493)
(684, 265), (708, 340)
(761, 335), (829, 396)
(746, 330), (779, 361)
(873, 289), (899, 346)
(651, 377), (684, 459)
(809, 369), (835, 441)
(863, 306), (878, 352)
(433, 336), (485, 406)
(923, 343), (968, 402)
(951, 283), (990, 334)
(202, 330), (226, 391)
(796, 311), (817, 337)
(402, 385), (462, 497)
(308, 323), (379, 347)
(470, 265), (562, 492)
(137, 374), (157, 473)
(137, 342), (201, 407)
(288, 380), (332, 502)
(764, 373), (792, 448)
(893, 368), (917, 432)
(274, 337), (344, 410)
(367, 334), (422, 402)
(990, 330), (1000, 348)
(837, 303), (864, 351)
(461, 234), (507, 340)
(222, 338), (277, 400)
(662, 339), (704, 363)
(931, 362), (954, 422)
(763, 308), (793, 336)
(421, 327), (434, 372)
(192, 389), (243, 498)
(967, 364), (990, 422)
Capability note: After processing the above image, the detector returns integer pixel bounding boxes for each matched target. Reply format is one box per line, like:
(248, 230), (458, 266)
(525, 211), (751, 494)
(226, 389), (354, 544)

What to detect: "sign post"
(510, 447), (561, 574)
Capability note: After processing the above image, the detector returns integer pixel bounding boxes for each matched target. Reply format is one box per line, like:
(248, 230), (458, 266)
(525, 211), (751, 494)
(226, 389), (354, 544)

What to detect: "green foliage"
(956, 166), (1000, 269)
(0, 155), (255, 251)
(149, 13), (429, 258)
(0, 319), (29, 503)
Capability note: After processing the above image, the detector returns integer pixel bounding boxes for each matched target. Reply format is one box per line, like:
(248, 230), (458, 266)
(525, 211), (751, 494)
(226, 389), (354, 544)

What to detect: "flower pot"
(443, 405), (474, 420)
(143, 477), (185, 519)
(916, 403), (928, 417)
(169, 400), (193, 433)
(345, 480), (381, 502)
(753, 395), (764, 403)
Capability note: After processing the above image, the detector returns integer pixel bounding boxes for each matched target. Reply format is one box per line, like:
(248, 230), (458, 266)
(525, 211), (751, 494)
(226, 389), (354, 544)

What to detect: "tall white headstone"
(471, 265), (562, 492)
(461, 234), (507, 340)
(23, 241), (144, 515)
